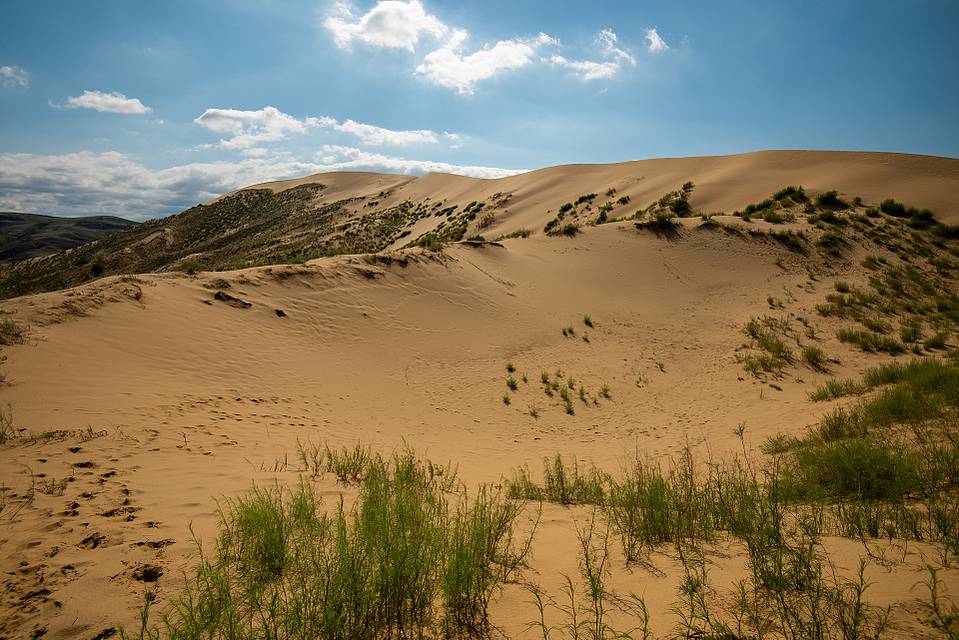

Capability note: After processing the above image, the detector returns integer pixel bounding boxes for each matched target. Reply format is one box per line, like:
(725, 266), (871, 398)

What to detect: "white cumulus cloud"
(0, 65), (29, 89)
(64, 90), (152, 114)
(194, 106), (319, 149)
(645, 28), (669, 53)
(326, 2), (558, 95)
(415, 29), (542, 95)
(325, 0), (448, 50)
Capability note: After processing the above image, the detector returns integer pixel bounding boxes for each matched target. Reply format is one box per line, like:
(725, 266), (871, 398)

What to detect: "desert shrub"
(507, 454), (608, 505)
(924, 332), (948, 350)
(836, 328), (905, 354)
(785, 437), (920, 501)
(556, 223), (579, 237)
(769, 230), (808, 253)
(802, 345), (828, 371)
(773, 185), (808, 202)
(417, 235), (446, 252)
(808, 378), (864, 402)
(477, 211), (495, 229)
(815, 190), (847, 209)
(0, 319), (26, 346)
(149, 450), (527, 639)
(879, 198), (907, 217)
(636, 210), (680, 237)
(816, 230), (848, 256)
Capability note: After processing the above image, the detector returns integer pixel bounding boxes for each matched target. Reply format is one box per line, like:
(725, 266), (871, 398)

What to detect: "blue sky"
(1, 0), (957, 220)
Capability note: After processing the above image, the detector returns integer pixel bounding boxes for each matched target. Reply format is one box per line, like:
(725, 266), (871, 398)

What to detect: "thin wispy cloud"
(318, 117), (441, 146)
(63, 90), (152, 114)
(194, 106), (457, 150)
(318, 144), (524, 178)
(645, 28), (669, 53)
(549, 29), (635, 81)
(0, 65), (29, 89)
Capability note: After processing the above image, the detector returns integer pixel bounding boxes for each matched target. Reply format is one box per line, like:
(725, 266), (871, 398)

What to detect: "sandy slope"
(250, 151), (959, 236)
(0, 213), (956, 638)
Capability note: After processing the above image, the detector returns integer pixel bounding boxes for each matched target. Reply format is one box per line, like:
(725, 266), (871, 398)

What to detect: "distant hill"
(1, 150), (958, 300)
(0, 212), (137, 262)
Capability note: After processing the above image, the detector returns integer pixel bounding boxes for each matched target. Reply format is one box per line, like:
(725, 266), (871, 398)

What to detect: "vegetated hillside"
(2, 150), (959, 300)
(0, 212), (136, 261)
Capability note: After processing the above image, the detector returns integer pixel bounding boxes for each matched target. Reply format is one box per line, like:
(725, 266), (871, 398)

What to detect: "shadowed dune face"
(1, 151), (959, 638)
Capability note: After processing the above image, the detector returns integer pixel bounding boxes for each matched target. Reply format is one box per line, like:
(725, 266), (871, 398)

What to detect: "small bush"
(879, 198), (907, 217)
(560, 223), (580, 237)
(836, 328), (905, 354)
(802, 345), (828, 371)
(816, 230), (848, 256)
(0, 319), (26, 346)
(153, 451), (528, 639)
(507, 454), (607, 505)
(815, 190), (846, 208)
(808, 378), (864, 402)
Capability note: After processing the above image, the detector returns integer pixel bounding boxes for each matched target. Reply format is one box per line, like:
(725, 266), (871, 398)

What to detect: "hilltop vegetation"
(0, 184), (432, 298)
(0, 211), (136, 262)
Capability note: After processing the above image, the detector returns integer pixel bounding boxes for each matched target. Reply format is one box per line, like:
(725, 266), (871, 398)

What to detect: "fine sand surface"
(250, 150), (959, 232)
(1, 151), (959, 638)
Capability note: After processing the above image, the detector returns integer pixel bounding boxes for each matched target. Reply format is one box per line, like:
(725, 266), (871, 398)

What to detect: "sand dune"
(252, 150), (959, 232)
(1, 152), (959, 638)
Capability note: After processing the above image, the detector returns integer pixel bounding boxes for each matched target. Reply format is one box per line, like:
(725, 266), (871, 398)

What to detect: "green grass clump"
(816, 230), (847, 256)
(784, 437), (922, 501)
(815, 190), (847, 209)
(741, 316), (795, 376)
(0, 318), (26, 346)
(808, 378), (864, 402)
(801, 345), (828, 371)
(507, 454), (607, 505)
(506, 376), (518, 391)
(836, 328), (905, 354)
(924, 332), (948, 350)
(145, 450), (528, 639)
